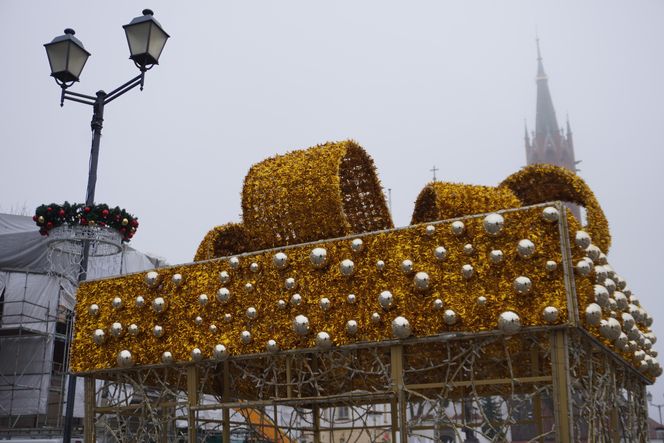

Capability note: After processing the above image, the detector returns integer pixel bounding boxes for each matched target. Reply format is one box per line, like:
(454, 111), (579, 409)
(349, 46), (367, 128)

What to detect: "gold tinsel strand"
(499, 163), (611, 252)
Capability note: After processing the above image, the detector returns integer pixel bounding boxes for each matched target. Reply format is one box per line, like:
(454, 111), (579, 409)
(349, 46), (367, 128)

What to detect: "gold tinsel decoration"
(194, 223), (249, 262)
(71, 204), (572, 373)
(411, 182), (522, 224)
(241, 140), (393, 251)
(499, 163), (611, 252)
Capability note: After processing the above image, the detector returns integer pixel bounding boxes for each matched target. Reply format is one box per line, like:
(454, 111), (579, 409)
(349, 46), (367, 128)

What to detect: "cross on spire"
(430, 165), (439, 182)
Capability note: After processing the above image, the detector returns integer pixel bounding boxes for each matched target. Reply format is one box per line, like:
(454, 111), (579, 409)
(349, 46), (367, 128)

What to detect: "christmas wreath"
(34, 202), (139, 242)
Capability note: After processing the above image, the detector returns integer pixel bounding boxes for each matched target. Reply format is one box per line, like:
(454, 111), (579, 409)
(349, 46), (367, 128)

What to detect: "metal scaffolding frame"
(79, 326), (649, 442)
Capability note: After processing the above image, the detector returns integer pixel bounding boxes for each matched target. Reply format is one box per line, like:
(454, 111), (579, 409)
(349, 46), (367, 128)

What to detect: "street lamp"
(648, 392), (664, 424)
(44, 10), (168, 443)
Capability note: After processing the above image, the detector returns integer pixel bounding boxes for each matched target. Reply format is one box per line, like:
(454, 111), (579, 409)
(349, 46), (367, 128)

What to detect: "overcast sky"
(2, 0), (664, 413)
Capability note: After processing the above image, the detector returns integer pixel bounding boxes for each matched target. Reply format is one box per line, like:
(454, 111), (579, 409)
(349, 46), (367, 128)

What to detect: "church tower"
(525, 38), (581, 219)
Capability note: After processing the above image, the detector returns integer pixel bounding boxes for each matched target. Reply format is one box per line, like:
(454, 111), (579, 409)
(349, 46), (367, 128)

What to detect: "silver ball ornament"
(613, 292), (628, 310)
(273, 252), (289, 270)
(213, 344), (227, 360)
(88, 304), (100, 316)
(443, 309), (458, 326)
(191, 348), (202, 362)
(463, 244), (474, 256)
(229, 257), (240, 269)
(244, 282), (254, 293)
(117, 350), (134, 368)
(347, 294), (357, 304)
(128, 324), (139, 336)
(93, 329), (106, 345)
(413, 272), (430, 291)
(209, 324), (218, 334)
(391, 316), (412, 339)
(371, 312), (381, 323)
(171, 273), (183, 286)
(489, 250), (504, 264)
(285, 277), (297, 290)
(135, 296), (145, 308)
(603, 278), (616, 296)
(400, 260), (414, 274)
(290, 293), (302, 306)
(351, 238), (364, 252)
(542, 306), (559, 323)
(376, 260), (386, 271)
(546, 260), (558, 272)
(434, 246), (448, 261)
(316, 331), (332, 349)
(246, 307), (258, 319)
(585, 303), (602, 325)
(162, 351), (174, 364)
(461, 264), (474, 279)
(152, 297), (166, 313)
(309, 247), (328, 268)
(110, 322), (123, 337)
(240, 330), (252, 344)
(153, 325), (164, 338)
(319, 298), (331, 311)
(145, 271), (159, 287)
(340, 259), (355, 276)
(432, 298), (444, 310)
(615, 332), (629, 351)
(267, 339), (279, 353)
(216, 288), (231, 303)
(346, 320), (358, 336)
(223, 313), (232, 323)
(198, 293), (209, 307)
(483, 213), (505, 236)
(594, 285), (609, 307)
(594, 266), (608, 284)
(576, 259), (592, 276)
(451, 221), (465, 236)
(513, 276), (532, 295)
(378, 291), (394, 309)
(498, 311), (522, 335)
(575, 231), (592, 249)
(293, 315), (310, 336)
(476, 296), (487, 306)
(542, 206), (560, 223)
(277, 299), (287, 310)
(194, 316), (203, 326)
(517, 239), (536, 259)
(585, 244), (601, 261)
(249, 262), (260, 273)
(219, 271), (231, 284)
(112, 297), (123, 310)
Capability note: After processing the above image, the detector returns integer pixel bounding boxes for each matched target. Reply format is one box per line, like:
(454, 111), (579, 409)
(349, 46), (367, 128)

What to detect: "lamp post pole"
(648, 392), (664, 424)
(45, 11), (169, 442)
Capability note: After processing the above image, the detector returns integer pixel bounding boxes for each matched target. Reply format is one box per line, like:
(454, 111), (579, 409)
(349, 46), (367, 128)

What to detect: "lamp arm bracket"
(104, 72), (145, 105)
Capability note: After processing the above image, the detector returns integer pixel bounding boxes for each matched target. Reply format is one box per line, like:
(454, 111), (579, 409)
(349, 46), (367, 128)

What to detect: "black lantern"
(44, 28), (91, 84)
(123, 9), (169, 70)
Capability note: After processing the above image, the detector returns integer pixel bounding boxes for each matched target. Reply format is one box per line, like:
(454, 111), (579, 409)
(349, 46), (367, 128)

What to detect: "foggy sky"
(2, 0), (664, 414)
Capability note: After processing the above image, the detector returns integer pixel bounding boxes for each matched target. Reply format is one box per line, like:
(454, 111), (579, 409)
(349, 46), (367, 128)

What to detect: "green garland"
(34, 202), (138, 242)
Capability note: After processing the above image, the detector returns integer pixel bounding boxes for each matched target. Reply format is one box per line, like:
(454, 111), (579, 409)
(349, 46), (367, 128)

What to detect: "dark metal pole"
(62, 90), (106, 443)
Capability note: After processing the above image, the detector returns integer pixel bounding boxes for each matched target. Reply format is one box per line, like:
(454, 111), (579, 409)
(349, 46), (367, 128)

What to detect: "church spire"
(524, 37), (580, 219)
(534, 38), (559, 140)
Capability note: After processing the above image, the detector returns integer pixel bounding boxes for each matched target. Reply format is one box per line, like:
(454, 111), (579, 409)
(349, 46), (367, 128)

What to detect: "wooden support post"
(286, 356), (293, 399)
(550, 330), (573, 443)
(609, 364), (621, 442)
(312, 354), (321, 443)
(187, 366), (199, 443)
(390, 345), (407, 443)
(83, 376), (96, 443)
(531, 345), (544, 441)
(223, 360), (231, 443)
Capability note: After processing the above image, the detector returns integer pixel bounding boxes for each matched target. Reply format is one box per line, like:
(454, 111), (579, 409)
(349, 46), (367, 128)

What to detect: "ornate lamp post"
(44, 10), (169, 442)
